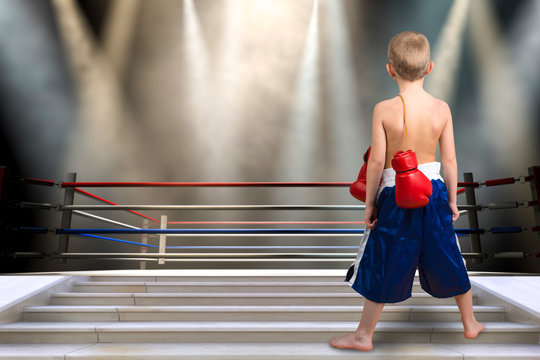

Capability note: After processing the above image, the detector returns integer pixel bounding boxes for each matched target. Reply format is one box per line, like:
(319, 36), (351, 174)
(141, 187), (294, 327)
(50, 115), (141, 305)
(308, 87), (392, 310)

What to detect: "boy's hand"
(449, 203), (459, 223)
(365, 205), (378, 229)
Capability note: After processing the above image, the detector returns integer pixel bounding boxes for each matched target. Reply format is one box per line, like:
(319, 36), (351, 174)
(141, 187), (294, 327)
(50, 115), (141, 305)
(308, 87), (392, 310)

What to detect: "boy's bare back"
(366, 30), (459, 223)
(375, 89), (451, 169)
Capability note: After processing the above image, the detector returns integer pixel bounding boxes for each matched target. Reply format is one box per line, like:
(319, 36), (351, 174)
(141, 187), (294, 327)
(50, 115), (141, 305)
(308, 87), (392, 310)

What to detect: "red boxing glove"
(392, 150), (432, 209)
(350, 147), (372, 202)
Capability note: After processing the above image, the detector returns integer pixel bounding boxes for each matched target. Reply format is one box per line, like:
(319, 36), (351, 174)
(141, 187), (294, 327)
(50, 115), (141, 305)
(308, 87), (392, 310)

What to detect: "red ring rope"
(23, 178), (56, 187)
(62, 182), (353, 188)
(458, 181), (480, 188)
(484, 178), (516, 187)
(63, 181), (482, 194)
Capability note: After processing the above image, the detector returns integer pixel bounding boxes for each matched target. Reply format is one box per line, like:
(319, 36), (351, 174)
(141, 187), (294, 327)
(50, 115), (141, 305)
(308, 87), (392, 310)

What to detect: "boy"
(330, 31), (484, 351)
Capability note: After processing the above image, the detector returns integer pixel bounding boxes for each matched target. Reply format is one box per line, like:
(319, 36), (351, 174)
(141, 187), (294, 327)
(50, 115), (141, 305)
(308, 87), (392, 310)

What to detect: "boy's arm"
(439, 103), (459, 219)
(365, 103), (386, 210)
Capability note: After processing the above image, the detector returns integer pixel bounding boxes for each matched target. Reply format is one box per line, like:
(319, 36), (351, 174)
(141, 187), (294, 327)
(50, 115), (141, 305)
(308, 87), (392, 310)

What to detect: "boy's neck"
(396, 78), (425, 94)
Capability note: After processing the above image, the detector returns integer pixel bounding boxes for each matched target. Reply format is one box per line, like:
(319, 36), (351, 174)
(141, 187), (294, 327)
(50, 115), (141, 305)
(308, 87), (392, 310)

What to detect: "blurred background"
(0, 0), (539, 273)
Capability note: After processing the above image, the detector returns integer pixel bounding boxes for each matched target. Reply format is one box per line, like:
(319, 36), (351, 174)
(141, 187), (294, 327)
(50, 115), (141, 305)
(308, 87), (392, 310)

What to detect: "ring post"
(140, 219), (149, 270)
(529, 166), (539, 247)
(58, 172), (76, 264)
(464, 172), (483, 264)
(158, 215), (167, 265)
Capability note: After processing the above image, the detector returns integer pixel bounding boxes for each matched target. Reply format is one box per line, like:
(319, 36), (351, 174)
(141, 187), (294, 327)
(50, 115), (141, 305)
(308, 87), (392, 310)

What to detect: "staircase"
(1, 272), (540, 359)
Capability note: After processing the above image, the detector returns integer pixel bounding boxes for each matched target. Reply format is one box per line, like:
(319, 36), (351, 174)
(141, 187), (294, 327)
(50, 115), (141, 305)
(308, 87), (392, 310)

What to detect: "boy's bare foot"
(464, 321), (485, 339)
(329, 333), (373, 351)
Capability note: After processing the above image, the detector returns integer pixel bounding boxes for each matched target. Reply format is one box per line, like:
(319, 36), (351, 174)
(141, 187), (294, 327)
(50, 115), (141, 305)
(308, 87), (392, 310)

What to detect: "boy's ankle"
(461, 316), (478, 325)
(354, 329), (371, 340)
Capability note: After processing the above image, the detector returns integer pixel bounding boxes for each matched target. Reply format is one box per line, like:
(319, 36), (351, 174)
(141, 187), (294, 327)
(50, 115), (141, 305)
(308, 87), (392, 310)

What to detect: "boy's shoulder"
(373, 97), (400, 112)
(372, 97), (398, 120)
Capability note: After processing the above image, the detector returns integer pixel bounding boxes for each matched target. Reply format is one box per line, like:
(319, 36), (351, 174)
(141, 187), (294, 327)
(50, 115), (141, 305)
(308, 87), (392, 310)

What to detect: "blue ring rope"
(74, 231), (480, 249)
(490, 226), (522, 234)
(78, 234), (159, 248)
(58, 228), (367, 234)
(455, 229), (485, 235)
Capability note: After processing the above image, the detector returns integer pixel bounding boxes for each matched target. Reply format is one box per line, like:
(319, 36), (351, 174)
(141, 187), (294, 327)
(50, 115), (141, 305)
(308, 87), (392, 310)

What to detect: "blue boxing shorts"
(345, 162), (471, 303)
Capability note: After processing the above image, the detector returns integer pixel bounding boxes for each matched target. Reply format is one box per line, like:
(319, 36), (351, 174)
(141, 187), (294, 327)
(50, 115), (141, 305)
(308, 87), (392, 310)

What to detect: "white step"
(24, 305), (505, 323)
(0, 321), (538, 344)
(2, 343), (540, 359)
(73, 281), (427, 293)
(89, 275), (362, 283)
(51, 292), (470, 306)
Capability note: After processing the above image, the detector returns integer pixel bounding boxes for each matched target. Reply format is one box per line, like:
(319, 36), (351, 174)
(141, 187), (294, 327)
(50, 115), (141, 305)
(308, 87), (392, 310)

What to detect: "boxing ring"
(4, 166), (540, 268)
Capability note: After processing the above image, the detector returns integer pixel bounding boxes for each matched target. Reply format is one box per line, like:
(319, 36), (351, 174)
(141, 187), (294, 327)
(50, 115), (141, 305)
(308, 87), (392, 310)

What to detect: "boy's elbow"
(368, 158), (385, 171)
(441, 156), (456, 168)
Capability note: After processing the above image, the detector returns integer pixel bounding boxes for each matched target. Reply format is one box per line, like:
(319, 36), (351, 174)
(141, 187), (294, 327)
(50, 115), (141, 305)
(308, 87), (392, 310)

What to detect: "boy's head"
(387, 31), (431, 81)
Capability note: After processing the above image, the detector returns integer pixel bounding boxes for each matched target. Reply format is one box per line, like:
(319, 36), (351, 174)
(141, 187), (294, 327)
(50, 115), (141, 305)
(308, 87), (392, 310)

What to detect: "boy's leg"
(329, 298), (385, 351)
(455, 289), (485, 338)
(419, 180), (484, 339)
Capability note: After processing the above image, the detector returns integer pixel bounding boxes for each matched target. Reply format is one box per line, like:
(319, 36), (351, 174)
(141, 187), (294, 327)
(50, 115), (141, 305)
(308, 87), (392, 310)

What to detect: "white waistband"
(378, 161), (443, 194)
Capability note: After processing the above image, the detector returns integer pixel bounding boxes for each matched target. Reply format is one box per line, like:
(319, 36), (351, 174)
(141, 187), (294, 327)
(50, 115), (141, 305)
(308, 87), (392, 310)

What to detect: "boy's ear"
(425, 61), (434, 75)
(386, 64), (396, 79)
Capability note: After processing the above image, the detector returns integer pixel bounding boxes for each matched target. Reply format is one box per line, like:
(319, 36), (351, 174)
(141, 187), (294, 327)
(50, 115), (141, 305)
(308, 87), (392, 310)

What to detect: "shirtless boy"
(330, 31), (485, 351)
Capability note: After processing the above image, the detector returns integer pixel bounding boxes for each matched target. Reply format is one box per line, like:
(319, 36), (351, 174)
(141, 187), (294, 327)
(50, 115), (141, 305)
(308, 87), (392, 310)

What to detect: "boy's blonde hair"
(388, 31), (430, 81)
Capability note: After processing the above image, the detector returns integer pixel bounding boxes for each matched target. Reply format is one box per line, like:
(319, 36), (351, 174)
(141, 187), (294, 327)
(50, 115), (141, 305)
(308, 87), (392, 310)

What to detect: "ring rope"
(75, 188), (159, 222)
(53, 227), (487, 236)
(166, 221), (366, 225)
(72, 210), (141, 230)
(22, 178), (56, 187)
(49, 252), (490, 260)
(165, 245), (359, 249)
(62, 181), (354, 188)
(17, 201), (489, 212)
(489, 226), (523, 234)
(58, 204), (368, 211)
(58, 228), (368, 235)
(21, 227), (517, 239)
(78, 233), (159, 248)
(19, 202), (480, 211)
